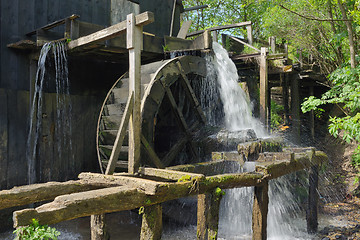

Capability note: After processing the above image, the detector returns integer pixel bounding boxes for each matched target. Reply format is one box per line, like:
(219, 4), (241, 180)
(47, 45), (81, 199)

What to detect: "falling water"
(206, 42), (267, 138)
(26, 41), (72, 184)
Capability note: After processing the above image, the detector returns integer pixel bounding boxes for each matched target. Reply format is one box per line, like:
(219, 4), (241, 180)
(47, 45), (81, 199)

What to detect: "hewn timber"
(14, 172), (263, 227)
(259, 47), (269, 128)
(197, 190), (223, 240)
(139, 167), (205, 181)
(13, 150), (327, 227)
(177, 20), (192, 39)
(187, 21), (252, 37)
(68, 11), (154, 50)
(127, 13), (143, 174)
(91, 214), (109, 240)
(140, 204), (162, 240)
(255, 151), (327, 180)
(252, 181), (269, 240)
(0, 180), (103, 210)
(79, 172), (167, 195)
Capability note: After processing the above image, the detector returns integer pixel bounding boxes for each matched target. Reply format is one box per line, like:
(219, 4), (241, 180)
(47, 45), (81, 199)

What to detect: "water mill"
(1, 1), (359, 239)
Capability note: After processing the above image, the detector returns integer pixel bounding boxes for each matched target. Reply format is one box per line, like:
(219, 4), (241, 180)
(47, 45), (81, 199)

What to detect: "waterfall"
(206, 42), (267, 138)
(26, 41), (72, 184)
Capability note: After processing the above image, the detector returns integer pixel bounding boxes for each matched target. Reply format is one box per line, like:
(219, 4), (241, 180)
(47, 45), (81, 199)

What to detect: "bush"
(14, 219), (61, 240)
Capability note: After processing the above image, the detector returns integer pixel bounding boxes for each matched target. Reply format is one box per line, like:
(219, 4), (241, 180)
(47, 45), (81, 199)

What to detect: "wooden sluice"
(3, 8), (329, 239)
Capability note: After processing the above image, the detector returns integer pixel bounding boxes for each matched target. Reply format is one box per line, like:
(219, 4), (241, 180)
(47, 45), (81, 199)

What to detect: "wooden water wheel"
(96, 55), (207, 173)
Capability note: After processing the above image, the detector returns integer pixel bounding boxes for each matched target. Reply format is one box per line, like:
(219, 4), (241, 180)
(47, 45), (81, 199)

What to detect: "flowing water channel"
(1, 42), (329, 239)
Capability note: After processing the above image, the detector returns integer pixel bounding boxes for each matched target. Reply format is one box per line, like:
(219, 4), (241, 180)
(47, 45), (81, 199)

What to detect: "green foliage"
(302, 63), (360, 174)
(270, 100), (284, 129)
(14, 219), (61, 240)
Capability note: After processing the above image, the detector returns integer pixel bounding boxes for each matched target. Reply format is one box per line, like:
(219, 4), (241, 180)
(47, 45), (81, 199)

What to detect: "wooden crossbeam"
(105, 92), (134, 175)
(228, 35), (260, 53)
(0, 180), (104, 210)
(162, 135), (188, 166)
(187, 21), (252, 37)
(79, 172), (167, 195)
(68, 11), (154, 50)
(26, 14), (80, 36)
(139, 167), (205, 181)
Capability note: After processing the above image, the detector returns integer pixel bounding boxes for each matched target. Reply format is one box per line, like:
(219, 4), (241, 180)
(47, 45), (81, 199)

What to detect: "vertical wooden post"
(221, 34), (227, 48)
(307, 149), (318, 234)
(212, 31), (218, 43)
(269, 36), (276, 54)
(309, 86), (315, 142)
(127, 13), (142, 174)
(259, 47), (269, 130)
(197, 190), (223, 240)
(247, 25), (253, 45)
(291, 75), (300, 144)
(298, 48), (303, 68)
(284, 43), (288, 61)
(91, 214), (109, 240)
(252, 181), (269, 240)
(282, 73), (290, 125)
(140, 204), (163, 240)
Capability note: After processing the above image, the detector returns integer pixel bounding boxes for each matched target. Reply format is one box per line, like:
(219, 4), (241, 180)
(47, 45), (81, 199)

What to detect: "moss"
(138, 206), (144, 215)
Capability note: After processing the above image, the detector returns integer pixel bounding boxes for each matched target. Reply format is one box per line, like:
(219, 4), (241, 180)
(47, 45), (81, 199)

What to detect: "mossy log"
(140, 204), (162, 240)
(138, 167), (205, 181)
(14, 172), (263, 227)
(0, 180), (104, 210)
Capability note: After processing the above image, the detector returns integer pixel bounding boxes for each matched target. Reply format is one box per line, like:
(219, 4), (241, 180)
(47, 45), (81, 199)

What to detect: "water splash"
(207, 42), (267, 137)
(26, 41), (72, 184)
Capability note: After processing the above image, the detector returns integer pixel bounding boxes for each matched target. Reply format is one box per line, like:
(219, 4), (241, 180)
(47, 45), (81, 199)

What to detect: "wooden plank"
(105, 92), (134, 175)
(191, 30), (212, 49)
(68, 11), (154, 50)
(0, 180), (103, 210)
(164, 36), (192, 51)
(187, 21), (252, 37)
(140, 204), (163, 240)
(141, 135), (165, 169)
(139, 167), (205, 181)
(228, 35), (260, 52)
(127, 13), (143, 174)
(26, 14), (80, 36)
(177, 20), (192, 39)
(176, 61), (206, 123)
(79, 172), (166, 195)
(184, 5), (208, 12)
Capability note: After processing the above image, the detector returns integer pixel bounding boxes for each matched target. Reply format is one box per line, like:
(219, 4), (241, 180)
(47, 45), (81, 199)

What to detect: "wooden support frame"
(68, 11), (154, 50)
(228, 35), (260, 52)
(187, 21), (252, 38)
(26, 14), (80, 36)
(140, 204), (163, 240)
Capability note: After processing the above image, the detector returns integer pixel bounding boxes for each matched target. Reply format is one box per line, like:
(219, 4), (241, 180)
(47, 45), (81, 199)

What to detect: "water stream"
(26, 41), (72, 184)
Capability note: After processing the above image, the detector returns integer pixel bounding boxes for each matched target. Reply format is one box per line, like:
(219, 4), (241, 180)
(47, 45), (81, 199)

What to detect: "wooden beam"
(68, 11), (154, 50)
(0, 180), (103, 210)
(187, 21), (252, 37)
(139, 167), (205, 181)
(14, 172), (263, 227)
(252, 181), (269, 240)
(183, 5), (208, 12)
(141, 134), (165, 169)
(140, 204), (163, 240)
(105, 92), (134, 175)
(127, 13), (143, 174)
(259, 47), (269, 129)
(79, 172), (166, 195)
(177, 20), (192, 39)
(26, 14), (80, 36)
(91, 214), (109, 240)
(197, 190), (223, 240)
(228, 35), (260, 52)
